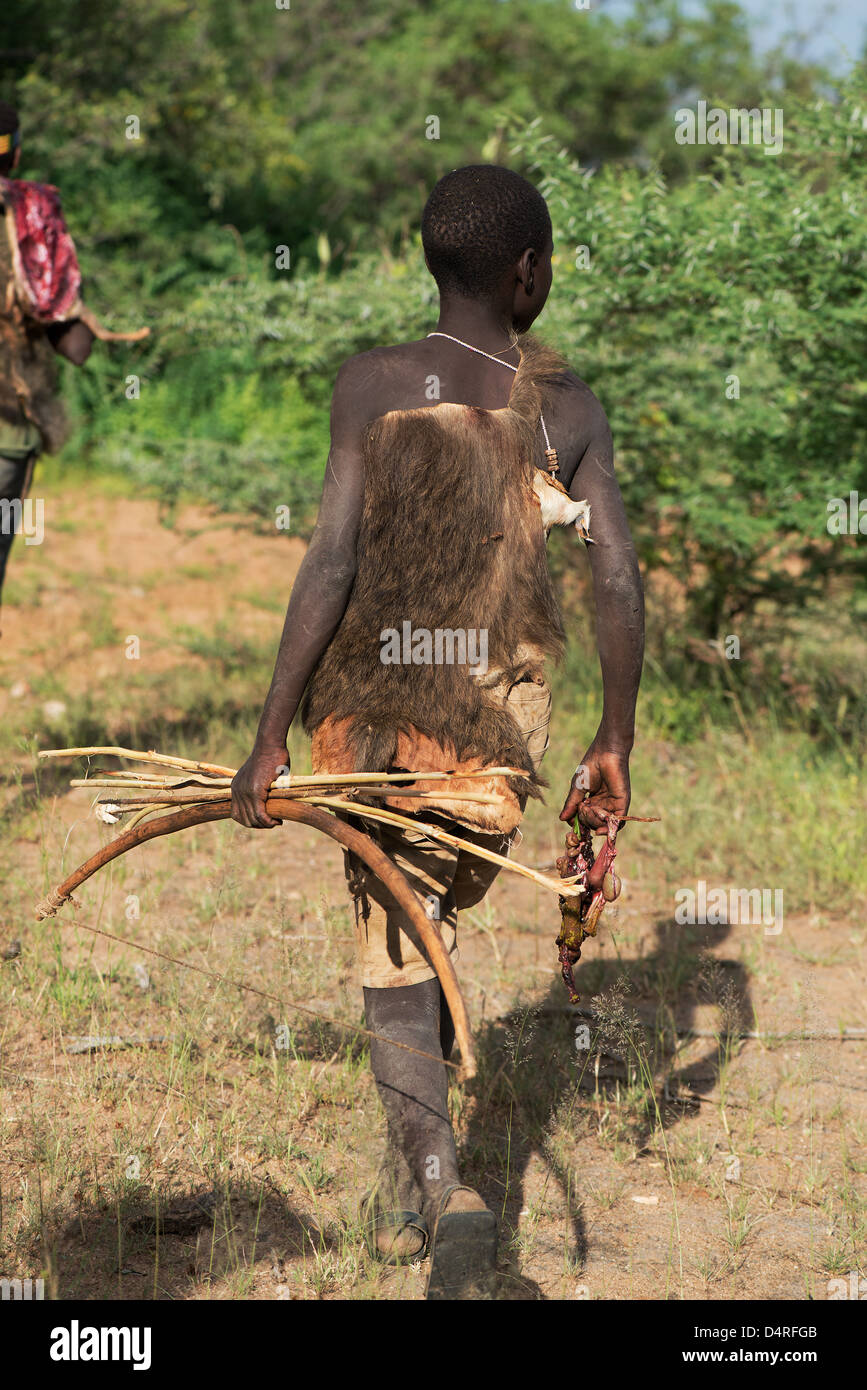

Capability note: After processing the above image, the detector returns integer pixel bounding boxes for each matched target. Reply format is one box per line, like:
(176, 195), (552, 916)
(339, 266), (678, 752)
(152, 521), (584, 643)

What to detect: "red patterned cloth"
(0, 176), (81, 323)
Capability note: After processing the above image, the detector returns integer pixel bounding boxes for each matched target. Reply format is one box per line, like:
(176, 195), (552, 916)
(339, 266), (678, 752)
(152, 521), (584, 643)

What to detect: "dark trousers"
(0, 452), (37, 598)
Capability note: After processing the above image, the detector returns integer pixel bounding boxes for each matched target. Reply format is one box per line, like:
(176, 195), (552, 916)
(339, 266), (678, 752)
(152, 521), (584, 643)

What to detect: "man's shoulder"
(556, 368), (610, 434)
(335, 339), (427, 383)
(332, 339), (429, 423)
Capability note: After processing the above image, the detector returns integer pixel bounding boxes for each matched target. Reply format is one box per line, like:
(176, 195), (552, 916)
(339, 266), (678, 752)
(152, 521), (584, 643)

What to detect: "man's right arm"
(231, 360), (367, 828)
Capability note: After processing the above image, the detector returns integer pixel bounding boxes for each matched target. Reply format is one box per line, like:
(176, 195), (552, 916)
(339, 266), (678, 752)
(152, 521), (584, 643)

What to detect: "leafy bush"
(522, 72), (867, 637)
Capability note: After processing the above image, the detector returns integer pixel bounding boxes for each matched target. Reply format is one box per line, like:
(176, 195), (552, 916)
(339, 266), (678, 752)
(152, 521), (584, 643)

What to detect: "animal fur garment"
(302, 336), (571, 833)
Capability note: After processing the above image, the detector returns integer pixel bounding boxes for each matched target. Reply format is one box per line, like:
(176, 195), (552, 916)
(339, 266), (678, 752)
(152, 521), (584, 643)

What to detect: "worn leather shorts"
(343, 672), (552, 988)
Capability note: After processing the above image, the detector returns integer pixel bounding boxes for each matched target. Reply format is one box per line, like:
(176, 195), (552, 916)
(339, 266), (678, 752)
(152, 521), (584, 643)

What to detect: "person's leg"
(347, 821), (460, 1257)
(347, 819), (494, 1278)
(363, 979), (460, 1213)
(357, 678), (552, 1283)
(364, 977), (496, 1297)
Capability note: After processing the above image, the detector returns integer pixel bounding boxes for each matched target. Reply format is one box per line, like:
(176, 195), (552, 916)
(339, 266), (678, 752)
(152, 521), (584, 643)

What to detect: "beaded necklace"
(427, 331), (560, 476)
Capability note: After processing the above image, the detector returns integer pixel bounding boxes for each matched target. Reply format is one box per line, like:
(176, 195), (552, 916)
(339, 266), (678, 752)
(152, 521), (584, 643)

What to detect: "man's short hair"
(0, 101), (20, 176)
(422, 165), (552, 298)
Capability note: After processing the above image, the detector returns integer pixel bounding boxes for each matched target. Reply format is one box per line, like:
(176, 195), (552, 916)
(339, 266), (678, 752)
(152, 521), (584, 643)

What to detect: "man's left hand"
(559, 740), (631, 831)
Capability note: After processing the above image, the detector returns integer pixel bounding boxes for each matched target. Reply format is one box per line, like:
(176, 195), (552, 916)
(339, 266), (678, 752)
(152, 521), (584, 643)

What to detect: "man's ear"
(521, 248), (538, 295)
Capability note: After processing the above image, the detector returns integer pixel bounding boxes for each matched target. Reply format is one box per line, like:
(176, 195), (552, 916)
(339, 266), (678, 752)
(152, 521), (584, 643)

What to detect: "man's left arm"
(559, 392), (644, 830)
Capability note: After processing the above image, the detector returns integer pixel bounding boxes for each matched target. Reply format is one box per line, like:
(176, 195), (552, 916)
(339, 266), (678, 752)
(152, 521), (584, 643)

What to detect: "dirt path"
(1, 487), (306, 708)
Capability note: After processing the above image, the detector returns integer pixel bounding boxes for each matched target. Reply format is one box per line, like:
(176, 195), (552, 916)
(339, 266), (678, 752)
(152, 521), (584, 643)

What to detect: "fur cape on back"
(302, 335), (569, 833)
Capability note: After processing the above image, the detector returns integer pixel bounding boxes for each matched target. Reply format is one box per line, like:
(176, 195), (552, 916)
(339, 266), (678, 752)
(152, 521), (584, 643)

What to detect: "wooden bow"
(36, 797), (479, 1081)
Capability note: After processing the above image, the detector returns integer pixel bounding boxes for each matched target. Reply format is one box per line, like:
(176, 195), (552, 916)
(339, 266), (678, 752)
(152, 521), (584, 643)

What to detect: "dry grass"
(0, 480), (865, 1300)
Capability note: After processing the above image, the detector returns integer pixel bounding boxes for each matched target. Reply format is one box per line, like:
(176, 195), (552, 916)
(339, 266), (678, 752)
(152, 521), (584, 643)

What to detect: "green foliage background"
(1, 0), (865, 734)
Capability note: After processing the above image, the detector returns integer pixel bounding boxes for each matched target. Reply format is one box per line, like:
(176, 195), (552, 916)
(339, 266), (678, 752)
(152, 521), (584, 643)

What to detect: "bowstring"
(58, 915), (459, 1072)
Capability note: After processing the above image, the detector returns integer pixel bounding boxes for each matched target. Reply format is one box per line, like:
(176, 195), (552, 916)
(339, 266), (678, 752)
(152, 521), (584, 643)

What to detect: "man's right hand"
(231, 742), (289, 829)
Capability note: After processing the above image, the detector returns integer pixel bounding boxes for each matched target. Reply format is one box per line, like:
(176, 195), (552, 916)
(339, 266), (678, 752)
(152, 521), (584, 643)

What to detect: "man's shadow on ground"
(458, 915), (754, 1300)
(41, 1181), (332, 1300)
